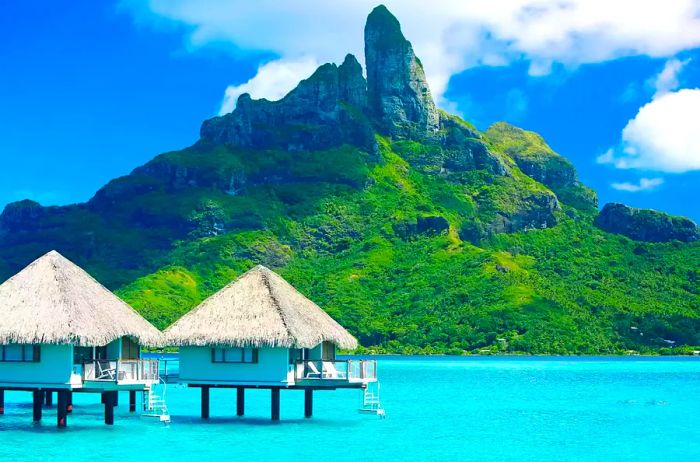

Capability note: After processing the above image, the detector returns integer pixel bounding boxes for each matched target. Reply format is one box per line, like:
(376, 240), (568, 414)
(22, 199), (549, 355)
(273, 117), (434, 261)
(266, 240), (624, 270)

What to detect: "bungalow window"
(0, 344), (40, 362)
(211, 347), (258, 363)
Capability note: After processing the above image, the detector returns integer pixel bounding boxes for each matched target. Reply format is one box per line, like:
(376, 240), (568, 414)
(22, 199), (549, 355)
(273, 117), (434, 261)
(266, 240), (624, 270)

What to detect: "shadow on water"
(170, 415), (308, 425)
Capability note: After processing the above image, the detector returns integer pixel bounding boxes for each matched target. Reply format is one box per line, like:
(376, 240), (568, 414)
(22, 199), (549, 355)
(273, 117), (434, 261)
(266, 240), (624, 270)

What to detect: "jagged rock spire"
(364, 5), (440, 138)
(200, 53), (374, 152)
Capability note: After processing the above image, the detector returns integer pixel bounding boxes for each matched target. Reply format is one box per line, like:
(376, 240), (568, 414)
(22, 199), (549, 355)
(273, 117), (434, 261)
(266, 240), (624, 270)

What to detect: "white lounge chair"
(322, 361), (347, 380)
(305, 361), (322, 379)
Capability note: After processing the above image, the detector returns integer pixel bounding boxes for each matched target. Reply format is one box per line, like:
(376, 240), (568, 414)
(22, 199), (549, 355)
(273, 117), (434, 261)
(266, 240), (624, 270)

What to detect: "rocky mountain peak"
(338, 53), (367, 110)
(364, 5), (440, 139)
(596, 203), (700, 243)
(200, 54), (374, 152)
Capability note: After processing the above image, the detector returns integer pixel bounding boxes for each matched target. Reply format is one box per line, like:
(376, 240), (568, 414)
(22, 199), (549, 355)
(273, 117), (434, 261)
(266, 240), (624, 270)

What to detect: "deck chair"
(305, 361), (322, 379)
(96, 361), (117, 380)
(322, 361), (347, 380)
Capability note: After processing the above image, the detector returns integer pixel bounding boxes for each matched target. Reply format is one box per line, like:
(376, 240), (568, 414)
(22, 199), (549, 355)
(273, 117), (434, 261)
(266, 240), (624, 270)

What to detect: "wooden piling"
(271, 388), (280, 421)
(44, 390), (53, 407)
(201, 386), (210, 419)
(32, 390), (42, 422)
(113, 391), (119, 407)
(304, 389), (313, 418)
(66, 392), (73, 413)
(104, 392), (114, 425)
(129, 390), (136, 412)
(0, 389), (4, 415)
(57, 390), (68, 428)
(236, 387), (245, 416)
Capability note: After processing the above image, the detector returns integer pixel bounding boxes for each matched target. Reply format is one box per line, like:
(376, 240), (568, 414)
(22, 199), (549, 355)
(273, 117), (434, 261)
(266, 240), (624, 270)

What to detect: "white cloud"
(611, 177), (664, 192)
(600, 89), (700, 173)
(651, 58), (690, 98)
(121, 0), (700, 112)
(218, 57), (319, 115)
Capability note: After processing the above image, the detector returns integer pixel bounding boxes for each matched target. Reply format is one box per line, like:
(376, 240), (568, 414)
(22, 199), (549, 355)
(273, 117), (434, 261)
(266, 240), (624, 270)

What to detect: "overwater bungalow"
(0, 250), (164, 427)
(165, 265), (380, 420)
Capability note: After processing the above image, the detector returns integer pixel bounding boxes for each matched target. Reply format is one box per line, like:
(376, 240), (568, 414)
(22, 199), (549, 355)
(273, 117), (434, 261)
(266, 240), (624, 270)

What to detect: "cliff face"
(596, 203), (700, 243)
(0, 199), (45, 234)
(201, 5), (506, 176)
(364, 5), (440, 139)
(485, 122), (598, 211)
(200, 54), (376, 153)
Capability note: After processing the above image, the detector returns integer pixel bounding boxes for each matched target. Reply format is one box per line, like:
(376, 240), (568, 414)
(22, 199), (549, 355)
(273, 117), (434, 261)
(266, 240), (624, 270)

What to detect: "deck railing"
(294, 359), (377, 382)
(349, 359), (377, 381)
(80, 359), (160, 383)
(158, 359), (180, 383)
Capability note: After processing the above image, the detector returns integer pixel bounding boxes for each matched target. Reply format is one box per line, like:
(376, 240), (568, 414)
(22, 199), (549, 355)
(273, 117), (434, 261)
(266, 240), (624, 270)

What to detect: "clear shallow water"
(1, 356), (699, 461)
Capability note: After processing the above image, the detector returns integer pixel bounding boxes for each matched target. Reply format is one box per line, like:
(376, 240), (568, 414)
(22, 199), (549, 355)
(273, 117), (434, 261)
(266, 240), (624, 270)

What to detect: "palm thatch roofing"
(165, 265), (358, 349)
(0, 250), (162, 347)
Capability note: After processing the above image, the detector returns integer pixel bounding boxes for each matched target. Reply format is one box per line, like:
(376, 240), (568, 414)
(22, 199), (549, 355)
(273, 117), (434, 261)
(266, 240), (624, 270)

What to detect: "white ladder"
(359, 381), (385, 418)
(142, 379), (171, 423)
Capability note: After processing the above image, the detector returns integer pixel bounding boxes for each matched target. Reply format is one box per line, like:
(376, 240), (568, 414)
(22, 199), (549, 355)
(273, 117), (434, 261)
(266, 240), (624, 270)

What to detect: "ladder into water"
(142, 379), (171, 423)
(359, 381), (385, 418)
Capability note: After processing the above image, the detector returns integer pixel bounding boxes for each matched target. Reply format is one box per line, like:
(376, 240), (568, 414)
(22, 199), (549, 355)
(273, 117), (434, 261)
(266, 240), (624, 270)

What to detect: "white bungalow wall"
(0, 344), (73, 387)
(179, 346), (291, 385)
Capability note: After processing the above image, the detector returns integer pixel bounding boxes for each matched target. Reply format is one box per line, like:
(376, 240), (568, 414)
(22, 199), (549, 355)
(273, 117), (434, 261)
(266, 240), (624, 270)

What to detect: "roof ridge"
(49, 250), (156, 327)
(260, 269), (293, 343)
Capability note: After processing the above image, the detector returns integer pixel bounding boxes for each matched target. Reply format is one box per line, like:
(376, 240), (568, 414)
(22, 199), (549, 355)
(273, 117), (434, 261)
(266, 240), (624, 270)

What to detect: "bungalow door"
(95, 346), (108, 360)
(321, 342), (336, 361)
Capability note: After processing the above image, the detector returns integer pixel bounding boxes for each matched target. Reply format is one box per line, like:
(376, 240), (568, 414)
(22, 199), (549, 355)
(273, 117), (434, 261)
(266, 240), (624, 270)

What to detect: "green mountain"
(1, 5), (698, 354)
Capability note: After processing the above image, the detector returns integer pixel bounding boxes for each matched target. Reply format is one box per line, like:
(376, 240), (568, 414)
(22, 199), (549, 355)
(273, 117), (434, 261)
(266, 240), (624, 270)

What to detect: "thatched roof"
(0, 251), (162, 347)
(165, 265), (358, 349)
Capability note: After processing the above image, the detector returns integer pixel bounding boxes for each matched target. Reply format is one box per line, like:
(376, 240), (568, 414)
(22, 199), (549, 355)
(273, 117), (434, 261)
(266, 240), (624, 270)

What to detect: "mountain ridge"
(1, 5), (698, 354)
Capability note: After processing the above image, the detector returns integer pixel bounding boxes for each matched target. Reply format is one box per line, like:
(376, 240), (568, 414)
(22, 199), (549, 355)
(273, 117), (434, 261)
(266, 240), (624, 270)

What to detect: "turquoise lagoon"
(1, 356), (699, 461)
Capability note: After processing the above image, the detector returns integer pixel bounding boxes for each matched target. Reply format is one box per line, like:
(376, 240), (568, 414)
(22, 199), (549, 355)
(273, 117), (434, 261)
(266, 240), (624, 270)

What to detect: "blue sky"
(1, 1), (700, 221)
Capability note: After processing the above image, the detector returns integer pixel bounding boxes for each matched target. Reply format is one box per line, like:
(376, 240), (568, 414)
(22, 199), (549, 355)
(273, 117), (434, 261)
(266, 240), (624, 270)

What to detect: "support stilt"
(104, 392), (114, 425)
(66, 392), (73, 413)
(201, 386), (210, 419)
(44, 390), (53, 407)
(129, 390), (136, 412)
(57, 390), (68, 428)
(271, 388), (280, 421)
(0, 389), (4, 415)
(113, 391), (119, 407)
(236, 387), (245, 416)
(32, 390), (43, 422)
(304, 389), (313, 418)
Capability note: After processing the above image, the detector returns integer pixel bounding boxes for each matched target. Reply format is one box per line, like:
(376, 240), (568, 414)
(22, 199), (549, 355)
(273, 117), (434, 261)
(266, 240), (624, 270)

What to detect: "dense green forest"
(110, 137), (700, 354)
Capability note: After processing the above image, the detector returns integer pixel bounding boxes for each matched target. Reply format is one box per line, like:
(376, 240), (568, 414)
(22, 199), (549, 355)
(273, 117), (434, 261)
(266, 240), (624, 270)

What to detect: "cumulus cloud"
(599, 88), (700, 173)
(218, 57), (319, 115)
(611, 178), (664, 192)
(121, 0), (700, 112)
(651, 58), (690, 97)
